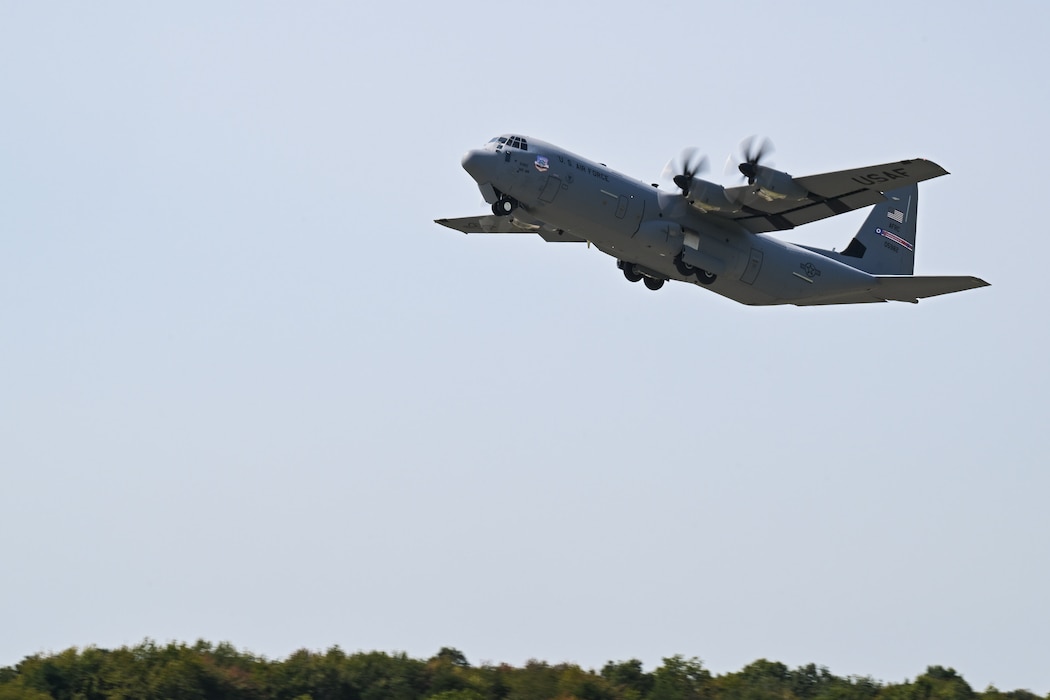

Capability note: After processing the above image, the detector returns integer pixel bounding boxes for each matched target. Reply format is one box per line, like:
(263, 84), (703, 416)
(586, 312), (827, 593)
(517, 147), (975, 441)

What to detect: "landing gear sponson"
(620, 258), (716, 290)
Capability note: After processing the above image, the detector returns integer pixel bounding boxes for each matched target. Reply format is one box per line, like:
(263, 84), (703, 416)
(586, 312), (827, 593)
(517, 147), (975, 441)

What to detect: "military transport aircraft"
(435, 134), (989, 305)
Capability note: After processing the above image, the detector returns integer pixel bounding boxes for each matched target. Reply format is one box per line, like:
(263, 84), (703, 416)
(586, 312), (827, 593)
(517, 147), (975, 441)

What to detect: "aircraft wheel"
(491, 197), (516, 216)
(623, 263), (643, 283)
(697, 269), (717, 285)
(643, 277), (665, 291)
(673, 254), (695, 277)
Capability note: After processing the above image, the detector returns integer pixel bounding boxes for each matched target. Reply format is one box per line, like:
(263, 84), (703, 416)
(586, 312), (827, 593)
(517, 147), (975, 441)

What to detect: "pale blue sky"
(2, 0), (1048, 694)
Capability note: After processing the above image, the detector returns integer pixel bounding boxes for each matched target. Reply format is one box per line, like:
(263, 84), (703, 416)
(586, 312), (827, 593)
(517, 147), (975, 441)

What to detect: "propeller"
(728, 136), (775, 185)
(662, 147), (709, 196)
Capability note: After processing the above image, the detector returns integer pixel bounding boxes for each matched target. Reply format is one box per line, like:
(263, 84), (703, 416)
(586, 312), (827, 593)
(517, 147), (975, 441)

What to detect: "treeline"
(0, 641), (1044, 700)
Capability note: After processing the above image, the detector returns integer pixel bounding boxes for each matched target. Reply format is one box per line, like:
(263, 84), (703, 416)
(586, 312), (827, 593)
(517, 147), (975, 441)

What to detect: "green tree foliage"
(649, 655), (711, 700)
(601, 659), (654, 700)
(876, 666), (979, 700)
(917, 667), (977, 700)
(504, 660), (561, 700)
(717, 659), (790, 700)
(555, 663), (614, 700)
(981, 688), (1042, 700)
(428, 691), (487, 700)
(426, 648), (475, 698)
(0, 642), (1043, 700)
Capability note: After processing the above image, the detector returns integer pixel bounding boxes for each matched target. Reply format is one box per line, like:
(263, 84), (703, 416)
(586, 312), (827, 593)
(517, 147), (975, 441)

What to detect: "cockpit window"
(491, 134), (528, 152)
(499, 136), (528, 151)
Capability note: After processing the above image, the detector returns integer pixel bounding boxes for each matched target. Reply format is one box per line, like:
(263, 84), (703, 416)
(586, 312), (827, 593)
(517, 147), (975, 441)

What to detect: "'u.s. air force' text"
(557, 155), (610, 182)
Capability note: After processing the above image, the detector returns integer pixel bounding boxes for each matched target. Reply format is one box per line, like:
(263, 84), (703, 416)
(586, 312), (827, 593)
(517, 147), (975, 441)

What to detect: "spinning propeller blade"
(726, 136), (775, 185)
(662, 147), (709, 196)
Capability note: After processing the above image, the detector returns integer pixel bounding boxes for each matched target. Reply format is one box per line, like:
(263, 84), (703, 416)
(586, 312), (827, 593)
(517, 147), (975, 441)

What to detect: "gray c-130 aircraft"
(435, 134), (989, 306)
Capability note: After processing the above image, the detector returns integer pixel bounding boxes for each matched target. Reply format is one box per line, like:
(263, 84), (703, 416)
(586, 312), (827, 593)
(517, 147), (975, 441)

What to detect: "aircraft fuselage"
(461, 136), (876, 306)
(448, 135), (989, 305)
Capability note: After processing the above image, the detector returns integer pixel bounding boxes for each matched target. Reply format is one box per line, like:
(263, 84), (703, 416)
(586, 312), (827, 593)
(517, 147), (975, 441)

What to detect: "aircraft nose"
(461, 149), (490, 180)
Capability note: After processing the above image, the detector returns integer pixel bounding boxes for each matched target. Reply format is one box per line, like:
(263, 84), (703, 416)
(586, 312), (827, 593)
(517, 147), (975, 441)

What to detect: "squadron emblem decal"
(534, 156), (549, 173)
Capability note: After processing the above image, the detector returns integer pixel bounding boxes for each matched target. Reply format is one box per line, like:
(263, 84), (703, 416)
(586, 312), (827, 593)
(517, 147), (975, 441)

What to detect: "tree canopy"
(0, 641), (1043, 700)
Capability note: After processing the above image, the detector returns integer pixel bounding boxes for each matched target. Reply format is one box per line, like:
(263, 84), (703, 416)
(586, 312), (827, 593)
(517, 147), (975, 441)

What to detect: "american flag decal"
(887, 209), (905, 224)
(876, 227), (914, 251)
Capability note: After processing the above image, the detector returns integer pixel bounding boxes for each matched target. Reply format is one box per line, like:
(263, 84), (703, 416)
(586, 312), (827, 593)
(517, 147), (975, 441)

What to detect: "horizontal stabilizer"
(435, 215), (586, 242)
(874, 275), (990, 303)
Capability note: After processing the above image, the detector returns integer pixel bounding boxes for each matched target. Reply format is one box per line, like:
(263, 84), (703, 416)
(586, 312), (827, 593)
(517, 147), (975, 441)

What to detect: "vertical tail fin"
(835, 185), (917, 275)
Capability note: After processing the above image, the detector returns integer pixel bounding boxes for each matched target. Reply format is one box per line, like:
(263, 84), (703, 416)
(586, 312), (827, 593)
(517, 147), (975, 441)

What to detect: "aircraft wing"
(435, 215), (587, 242)
(723, 159), (949, 233)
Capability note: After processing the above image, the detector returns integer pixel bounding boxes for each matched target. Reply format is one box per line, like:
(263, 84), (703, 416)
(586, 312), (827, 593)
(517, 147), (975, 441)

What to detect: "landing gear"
(673, 253), (695, 277)
(491, 196), (517, 216)
(619, 260), (665, 290)
(622, 262), (643, 283)
(675, 252), (717, 285)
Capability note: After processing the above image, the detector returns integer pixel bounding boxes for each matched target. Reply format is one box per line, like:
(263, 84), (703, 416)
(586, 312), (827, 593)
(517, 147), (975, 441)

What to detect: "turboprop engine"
(663, 149), (745, 214)
(680, 177), (742, 213)
(731, 136), (810, 204)
(746, 165), (810, 203)
(663, 140), (811, 217)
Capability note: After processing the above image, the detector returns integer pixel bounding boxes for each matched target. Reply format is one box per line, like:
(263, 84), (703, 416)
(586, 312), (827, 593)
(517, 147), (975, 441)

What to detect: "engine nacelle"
(685, 178), (742, 213)
(751, 166), (809, 202)
(631, 220), (685, 258)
